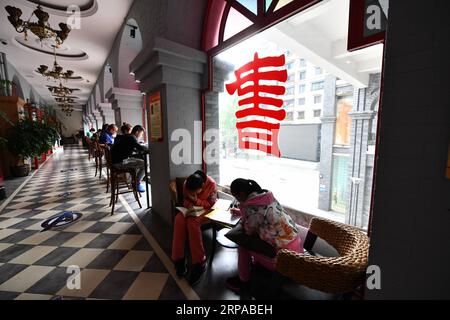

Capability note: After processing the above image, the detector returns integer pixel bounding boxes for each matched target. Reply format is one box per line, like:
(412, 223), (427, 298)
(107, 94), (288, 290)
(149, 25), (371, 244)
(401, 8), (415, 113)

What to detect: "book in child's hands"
(176, 206), (205, 217)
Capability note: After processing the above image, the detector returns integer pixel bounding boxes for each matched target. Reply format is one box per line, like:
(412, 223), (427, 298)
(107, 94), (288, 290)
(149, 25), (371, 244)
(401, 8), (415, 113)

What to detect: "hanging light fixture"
(37, 47), (77, 82)
(55, 96), (78, 104)
(5, 2), (71, 47)
(47, 82), (80, 97)
(59, 104), (74, 117)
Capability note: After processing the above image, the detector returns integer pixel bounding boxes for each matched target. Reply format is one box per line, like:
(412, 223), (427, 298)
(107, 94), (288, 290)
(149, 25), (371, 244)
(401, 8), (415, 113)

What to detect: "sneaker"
(174, 258), (187, 277)
(226, 276), (248, 294)
(188, 263), (207, 286)
(137, 183), (146, 193)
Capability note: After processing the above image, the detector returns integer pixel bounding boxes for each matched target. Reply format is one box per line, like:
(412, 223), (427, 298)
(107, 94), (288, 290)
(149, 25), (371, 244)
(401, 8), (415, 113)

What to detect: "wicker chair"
(169, 178), (217, 265)
(275, 217), (369, 295)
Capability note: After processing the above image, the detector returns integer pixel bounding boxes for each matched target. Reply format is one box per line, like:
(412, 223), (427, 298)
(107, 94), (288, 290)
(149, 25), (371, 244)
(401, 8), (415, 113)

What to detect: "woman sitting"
(226, 178), (303, 294)
(171, 170), (217, 285)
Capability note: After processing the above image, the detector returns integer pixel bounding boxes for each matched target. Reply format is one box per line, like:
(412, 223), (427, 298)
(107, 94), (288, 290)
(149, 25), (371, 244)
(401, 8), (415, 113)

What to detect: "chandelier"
(37, 48), (76, 81)
(55, 97), (77, 104)
(5, 3), (71, 47)
(47, 82), (79, 97)
(59, 104), (74, 117)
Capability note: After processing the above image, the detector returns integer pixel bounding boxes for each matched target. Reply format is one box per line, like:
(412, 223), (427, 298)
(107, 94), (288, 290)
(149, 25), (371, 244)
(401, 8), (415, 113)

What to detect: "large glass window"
(211, 0), (384, 230)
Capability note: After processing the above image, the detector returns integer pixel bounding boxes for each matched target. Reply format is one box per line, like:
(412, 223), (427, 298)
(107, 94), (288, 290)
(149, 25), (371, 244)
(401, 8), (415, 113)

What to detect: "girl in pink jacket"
(226, 178), (303, 294)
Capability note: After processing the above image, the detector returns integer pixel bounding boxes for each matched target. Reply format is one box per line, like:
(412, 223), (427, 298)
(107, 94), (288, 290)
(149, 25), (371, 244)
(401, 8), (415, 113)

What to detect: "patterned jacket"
(239, 191), (300, 249)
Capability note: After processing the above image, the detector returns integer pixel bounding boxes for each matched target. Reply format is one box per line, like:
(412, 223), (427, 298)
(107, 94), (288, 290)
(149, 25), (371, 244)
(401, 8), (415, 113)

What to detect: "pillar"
(106, 88), (143, 127)
(97, 103), (116, 126)
(345, 74), (380, 228)
(130, 37), (207, 226)
(204, 59), (234, 183)
(318, 75), (337, 211)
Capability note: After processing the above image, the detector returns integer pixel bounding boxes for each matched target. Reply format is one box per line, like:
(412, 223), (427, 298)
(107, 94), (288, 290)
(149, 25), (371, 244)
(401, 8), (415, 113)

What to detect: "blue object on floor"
(138, 183), (145, 193)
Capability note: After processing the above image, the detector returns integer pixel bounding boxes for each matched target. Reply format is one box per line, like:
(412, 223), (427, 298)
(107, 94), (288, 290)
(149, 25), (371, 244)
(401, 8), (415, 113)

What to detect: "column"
(97, 103), (116, 126)
(318, 75), (337, 211)
(130, 37), (207, 226)
(204, 59), (234, 183)
(106, 88), (143, 127)
(345, 74), (380, 228)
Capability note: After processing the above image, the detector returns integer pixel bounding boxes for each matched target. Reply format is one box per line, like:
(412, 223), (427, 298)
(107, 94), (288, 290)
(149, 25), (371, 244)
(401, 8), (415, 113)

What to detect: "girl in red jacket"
(171, 170), (217, 285)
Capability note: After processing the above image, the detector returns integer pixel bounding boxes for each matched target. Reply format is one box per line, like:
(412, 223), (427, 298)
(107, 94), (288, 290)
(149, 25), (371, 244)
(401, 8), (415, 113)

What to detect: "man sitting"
(99, 124), (118, 146)
(111, 125), (148, 193)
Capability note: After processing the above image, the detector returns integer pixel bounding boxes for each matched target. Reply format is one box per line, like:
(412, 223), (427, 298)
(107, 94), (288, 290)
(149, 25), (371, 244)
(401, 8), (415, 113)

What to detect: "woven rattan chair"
(274, 217), (369, 295)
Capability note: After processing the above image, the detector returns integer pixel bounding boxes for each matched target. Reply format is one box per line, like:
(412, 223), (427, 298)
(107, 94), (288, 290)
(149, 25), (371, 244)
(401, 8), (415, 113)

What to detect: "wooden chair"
(169, 178), (218, 265)
(85, 136), (93, 161)
(92, 141), (105, 179)
(104, 147), (142, 215)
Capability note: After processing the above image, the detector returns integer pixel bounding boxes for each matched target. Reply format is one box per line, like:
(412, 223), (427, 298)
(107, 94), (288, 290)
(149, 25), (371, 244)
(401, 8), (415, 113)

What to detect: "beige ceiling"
(0, 0), (134, 111)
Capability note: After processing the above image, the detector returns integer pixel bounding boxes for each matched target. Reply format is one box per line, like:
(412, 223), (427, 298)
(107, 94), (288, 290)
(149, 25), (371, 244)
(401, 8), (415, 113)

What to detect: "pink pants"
(238, 235), (303, 282)
(171, 213), (209, 265)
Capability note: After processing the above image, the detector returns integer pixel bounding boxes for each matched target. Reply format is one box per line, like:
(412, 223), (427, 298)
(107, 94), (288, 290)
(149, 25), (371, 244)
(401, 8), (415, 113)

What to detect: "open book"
(205, 199), (241, 227)
(176, 206), (205, 217)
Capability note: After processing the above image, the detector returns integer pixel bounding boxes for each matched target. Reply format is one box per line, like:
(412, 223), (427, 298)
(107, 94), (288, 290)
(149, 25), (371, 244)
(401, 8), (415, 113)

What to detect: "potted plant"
(0, 79), (15, 96)
(5, 117), (59, 177)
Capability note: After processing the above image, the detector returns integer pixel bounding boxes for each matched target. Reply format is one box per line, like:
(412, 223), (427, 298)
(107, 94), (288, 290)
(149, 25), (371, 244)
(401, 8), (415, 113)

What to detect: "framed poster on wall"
(348, 0), (389, 51)
(149, 91), (163, 142)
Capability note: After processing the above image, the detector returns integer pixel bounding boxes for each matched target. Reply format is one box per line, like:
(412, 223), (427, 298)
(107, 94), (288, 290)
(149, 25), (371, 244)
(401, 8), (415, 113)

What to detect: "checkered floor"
(0, 145), (186, 300)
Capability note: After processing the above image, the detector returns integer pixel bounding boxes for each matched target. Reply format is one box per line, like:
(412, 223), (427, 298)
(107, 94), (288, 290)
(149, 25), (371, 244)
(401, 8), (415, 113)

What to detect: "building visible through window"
(314, 95), (322, 104)
(311, 81), (324, 91)
(297, 111), (305, 120)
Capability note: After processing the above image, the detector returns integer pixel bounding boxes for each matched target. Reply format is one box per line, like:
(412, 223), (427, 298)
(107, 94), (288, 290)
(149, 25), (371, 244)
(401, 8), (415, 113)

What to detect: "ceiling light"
(135, 79), (141, 83)
(130, 72), (135, 76)
(36, 47), (78, 82)
(5, 4), (71, 47)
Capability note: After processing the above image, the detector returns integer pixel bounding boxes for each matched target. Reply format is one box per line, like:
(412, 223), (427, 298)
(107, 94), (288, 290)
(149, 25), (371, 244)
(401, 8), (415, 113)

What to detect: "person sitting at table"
(114, 123), (132, 144)
(225, 178), (303, 294)
(86, 128), (96, 139)
(171, 170), (217, 285)
(111, 125), (148, 193)
(99, 124), (118, 146)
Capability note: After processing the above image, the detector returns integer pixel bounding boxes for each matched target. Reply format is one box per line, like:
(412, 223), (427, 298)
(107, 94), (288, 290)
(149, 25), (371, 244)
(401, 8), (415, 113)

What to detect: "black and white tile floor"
(0, 146), (197, 300)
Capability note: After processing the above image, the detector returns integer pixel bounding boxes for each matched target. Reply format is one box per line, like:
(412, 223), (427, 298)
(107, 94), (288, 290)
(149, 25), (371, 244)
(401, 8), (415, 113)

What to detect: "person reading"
(99, 124), (118, 146)
(225, 178), (304, 294)
(171, 170), (217, 285)
(110, 125), (148, 193)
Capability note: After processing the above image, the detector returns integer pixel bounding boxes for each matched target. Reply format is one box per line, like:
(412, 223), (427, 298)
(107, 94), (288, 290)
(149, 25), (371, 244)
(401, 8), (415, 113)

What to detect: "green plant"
(0, 111), (13, 148)
(0, 79), (15, 96)
(6, 118), (59, 163)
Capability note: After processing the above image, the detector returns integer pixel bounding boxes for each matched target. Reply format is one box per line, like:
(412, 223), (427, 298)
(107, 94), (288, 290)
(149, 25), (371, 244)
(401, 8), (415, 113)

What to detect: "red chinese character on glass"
(226, 53), (287, 157)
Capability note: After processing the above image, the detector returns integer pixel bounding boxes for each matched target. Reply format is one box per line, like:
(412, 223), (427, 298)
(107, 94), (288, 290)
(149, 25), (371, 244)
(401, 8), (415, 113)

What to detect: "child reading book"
(171, 170), (217, 285)
(225, 178), (303, 294)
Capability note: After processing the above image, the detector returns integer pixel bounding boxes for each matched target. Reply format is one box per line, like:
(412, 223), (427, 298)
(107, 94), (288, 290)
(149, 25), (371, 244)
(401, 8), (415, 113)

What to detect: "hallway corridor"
(0, 146), (192, 300)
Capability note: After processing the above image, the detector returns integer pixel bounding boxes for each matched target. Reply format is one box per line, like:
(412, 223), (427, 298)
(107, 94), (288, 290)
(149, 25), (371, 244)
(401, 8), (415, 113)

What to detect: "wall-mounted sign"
(348, 0), (389, 51)
(149, 91), (163, 142)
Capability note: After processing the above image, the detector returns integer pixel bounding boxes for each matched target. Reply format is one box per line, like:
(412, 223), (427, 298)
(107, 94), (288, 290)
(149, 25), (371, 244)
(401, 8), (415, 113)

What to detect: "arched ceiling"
(0, 0), (134, 113)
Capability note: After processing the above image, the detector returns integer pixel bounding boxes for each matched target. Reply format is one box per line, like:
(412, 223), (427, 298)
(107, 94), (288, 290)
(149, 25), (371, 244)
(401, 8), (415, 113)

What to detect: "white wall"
(55, 110), (83, 138)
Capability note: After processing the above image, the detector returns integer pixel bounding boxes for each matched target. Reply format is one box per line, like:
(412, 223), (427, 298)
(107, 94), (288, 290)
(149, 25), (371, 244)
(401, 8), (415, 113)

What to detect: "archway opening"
(117, 18), (143, 90)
